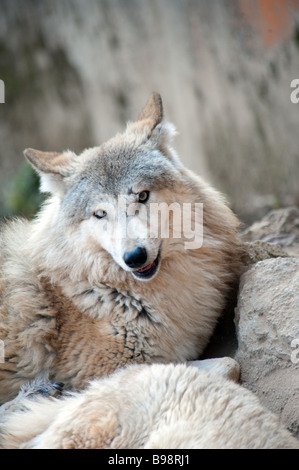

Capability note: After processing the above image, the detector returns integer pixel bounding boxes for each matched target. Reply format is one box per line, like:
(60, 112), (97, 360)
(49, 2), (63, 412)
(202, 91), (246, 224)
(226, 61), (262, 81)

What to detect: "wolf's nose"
(123, 247), (147, 269)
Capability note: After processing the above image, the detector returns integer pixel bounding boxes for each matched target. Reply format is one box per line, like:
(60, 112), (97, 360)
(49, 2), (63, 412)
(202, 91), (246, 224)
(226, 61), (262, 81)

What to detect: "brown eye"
(93, 209), (107, 219)
(138, 191), (150, 203)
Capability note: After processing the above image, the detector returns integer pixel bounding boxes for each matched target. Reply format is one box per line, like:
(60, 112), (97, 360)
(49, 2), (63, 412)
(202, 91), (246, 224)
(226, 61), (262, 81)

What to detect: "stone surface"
(241, 206), (299, 257)
(1, 2), (299, 219)
(235, 257), (299, 436)
(240, 240), (288, 266)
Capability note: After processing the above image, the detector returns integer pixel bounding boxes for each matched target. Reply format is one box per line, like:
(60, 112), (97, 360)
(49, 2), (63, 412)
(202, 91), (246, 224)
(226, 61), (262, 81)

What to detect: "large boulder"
(235, 257), (299, 436)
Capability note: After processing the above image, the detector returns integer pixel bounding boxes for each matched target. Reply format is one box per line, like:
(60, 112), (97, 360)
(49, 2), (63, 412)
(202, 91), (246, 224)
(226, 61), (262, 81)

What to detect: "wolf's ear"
(136, 92), (163, 131)
(24, 148), (77, 195)
(24, 148), (76, 176)
(126, 93), (179, 165)
(126, 92), (163, 135)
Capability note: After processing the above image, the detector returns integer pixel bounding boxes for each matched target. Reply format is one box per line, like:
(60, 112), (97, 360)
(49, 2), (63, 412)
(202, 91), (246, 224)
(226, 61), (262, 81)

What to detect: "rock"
(241, 207), (299, 257)
(235, 257), (299, 437)
(240, 240), (288, 266)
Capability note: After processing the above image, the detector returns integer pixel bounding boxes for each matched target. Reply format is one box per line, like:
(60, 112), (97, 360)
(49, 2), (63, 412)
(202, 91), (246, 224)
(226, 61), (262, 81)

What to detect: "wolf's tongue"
(136, 262), (154, 273)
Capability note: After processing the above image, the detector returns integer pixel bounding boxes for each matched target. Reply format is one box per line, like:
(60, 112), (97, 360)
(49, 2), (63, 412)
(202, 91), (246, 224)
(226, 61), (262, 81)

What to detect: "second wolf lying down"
(0, 93), (242, 403)
(1, 363), (297, 449)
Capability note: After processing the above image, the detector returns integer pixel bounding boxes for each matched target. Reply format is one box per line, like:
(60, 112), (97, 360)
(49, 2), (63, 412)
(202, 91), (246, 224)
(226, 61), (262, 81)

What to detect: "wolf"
(0, 93), (242, 403)
(0, 363), (297, 449)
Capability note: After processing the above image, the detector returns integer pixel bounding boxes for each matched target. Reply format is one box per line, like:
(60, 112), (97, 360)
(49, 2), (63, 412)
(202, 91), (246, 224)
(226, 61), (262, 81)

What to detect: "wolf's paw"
(187, 357), (240, 382)
(0, 379), (65, 418)
(20, 380), (64, 399)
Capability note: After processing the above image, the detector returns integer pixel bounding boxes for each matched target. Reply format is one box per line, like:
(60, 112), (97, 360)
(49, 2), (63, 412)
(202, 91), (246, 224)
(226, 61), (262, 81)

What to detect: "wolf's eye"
(138, 191), (150, 203)
(93, 209), (107, 220)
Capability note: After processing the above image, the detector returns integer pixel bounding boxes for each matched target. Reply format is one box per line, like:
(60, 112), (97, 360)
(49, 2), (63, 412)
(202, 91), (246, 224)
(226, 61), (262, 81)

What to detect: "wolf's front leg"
(0, 378), (64, 448)
(0, 377), (64, 416)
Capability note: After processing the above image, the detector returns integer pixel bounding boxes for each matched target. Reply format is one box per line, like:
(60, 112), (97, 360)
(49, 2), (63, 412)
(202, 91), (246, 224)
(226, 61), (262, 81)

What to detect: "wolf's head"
(24, 93), (200, 282)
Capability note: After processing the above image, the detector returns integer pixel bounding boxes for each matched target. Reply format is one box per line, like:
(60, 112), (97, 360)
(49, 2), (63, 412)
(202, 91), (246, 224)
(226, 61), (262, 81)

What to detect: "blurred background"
(0, 0), (299, 224)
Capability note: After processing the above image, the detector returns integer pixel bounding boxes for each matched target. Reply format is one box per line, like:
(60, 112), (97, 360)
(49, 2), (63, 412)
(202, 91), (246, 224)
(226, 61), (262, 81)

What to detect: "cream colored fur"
(0, 363), (297, 449)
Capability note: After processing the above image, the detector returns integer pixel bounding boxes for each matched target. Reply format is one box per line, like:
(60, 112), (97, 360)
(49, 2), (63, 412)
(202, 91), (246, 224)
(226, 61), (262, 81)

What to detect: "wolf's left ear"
(126, 93), (178, 160)
(136, 92), (163, 131)
(24, 148), (77, 195)
(126, 92), (163, 136)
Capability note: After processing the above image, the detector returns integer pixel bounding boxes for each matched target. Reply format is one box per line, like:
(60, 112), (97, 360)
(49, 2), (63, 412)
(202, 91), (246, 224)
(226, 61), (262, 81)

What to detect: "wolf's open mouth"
(132, 251), (161, 280)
